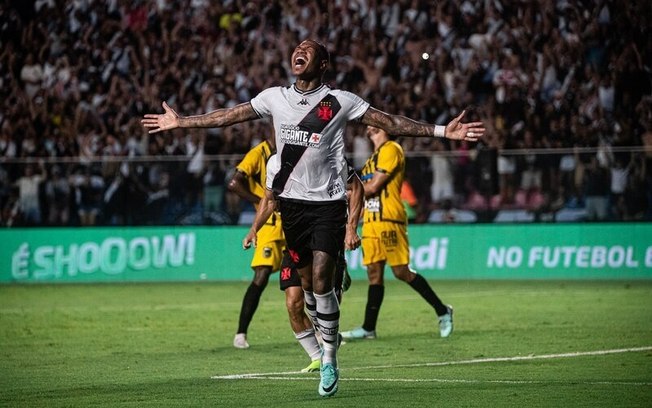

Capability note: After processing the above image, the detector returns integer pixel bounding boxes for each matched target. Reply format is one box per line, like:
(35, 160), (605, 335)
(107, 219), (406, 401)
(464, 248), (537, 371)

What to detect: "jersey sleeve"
(236, 146), (262, 177)
(265, 154), (279, 190)
(334, 90), (370, 121)
(376, 143), (401, 175)
(249, 87), (279, 118)
(345, 159), (358, 183)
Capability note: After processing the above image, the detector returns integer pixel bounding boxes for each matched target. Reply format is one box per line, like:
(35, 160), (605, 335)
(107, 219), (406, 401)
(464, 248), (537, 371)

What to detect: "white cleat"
(439, 305), (454, 338)
(233, 333), (250, 349)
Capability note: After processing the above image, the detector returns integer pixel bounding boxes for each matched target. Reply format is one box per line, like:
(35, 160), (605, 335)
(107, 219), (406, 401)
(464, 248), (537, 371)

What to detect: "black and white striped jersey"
(250, 83), (369, 202)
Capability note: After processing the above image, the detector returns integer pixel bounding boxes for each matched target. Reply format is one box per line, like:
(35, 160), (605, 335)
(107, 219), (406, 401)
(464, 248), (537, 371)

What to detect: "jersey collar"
(291, 83), (327, 96)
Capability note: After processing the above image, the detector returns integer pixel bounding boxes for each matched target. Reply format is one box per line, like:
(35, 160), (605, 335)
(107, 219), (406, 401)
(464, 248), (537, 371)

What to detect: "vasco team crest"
(317, 101), (333, 121)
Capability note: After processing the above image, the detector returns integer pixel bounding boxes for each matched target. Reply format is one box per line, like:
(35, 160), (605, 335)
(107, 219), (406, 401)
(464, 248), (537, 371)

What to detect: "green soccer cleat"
(318, 363), (339, 397)
(301, 359), (320, 373)
(340, 327), (376, 340)
(438, 305), (454, 338)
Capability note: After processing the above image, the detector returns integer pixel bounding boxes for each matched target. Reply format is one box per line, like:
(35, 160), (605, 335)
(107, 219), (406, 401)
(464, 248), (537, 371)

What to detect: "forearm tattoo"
(361, 107), (434, 137)
(180, 103), (258, 128)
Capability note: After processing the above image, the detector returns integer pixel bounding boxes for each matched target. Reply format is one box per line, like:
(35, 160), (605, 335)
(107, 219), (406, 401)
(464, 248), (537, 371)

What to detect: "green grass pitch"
(1, 280), (651, 407)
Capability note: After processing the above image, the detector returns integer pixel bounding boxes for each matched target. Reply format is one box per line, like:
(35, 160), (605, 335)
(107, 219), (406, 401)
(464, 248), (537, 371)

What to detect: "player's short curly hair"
(307, 40), (330, 67)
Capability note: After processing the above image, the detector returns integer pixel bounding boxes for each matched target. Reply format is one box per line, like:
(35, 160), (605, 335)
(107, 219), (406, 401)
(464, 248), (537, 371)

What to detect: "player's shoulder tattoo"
(232, 103), (259, 122)
(360, 107), (391, 128)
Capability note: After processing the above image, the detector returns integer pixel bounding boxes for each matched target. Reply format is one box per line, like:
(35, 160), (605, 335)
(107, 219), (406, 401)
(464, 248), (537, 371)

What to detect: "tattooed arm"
(359, 106), (486, 142)
(142, 101), (259, 134)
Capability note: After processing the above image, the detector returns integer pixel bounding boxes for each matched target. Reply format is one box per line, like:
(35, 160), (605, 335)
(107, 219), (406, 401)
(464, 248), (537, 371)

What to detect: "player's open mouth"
(294, 57), (307, 67)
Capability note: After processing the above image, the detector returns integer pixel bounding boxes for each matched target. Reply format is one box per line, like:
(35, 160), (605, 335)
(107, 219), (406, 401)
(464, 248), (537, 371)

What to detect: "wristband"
(433, 125), (446, 138)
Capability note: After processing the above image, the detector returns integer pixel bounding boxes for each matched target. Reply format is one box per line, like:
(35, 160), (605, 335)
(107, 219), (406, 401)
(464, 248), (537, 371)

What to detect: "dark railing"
(1, 146), (650, 227)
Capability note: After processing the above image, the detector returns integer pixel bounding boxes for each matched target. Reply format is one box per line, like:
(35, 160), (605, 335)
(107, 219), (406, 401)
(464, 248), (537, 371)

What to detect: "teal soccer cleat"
(318, 363), (339, 397)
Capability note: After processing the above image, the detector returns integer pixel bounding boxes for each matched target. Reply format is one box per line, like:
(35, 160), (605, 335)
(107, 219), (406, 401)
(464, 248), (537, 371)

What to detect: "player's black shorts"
(278, 199), (347, 269)
(279, 250), (347, 295)
(279, 251), (302, 290)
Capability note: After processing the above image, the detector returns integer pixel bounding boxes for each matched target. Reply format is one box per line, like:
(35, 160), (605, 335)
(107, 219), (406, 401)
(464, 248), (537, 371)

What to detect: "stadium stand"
(1, 0), (650, 226)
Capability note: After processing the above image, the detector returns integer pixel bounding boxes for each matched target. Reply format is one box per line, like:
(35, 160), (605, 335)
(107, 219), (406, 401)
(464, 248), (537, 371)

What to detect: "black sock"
(237, 283), (264, 334)
(408, 274), (447, 316)
(362, 284), (384, 332)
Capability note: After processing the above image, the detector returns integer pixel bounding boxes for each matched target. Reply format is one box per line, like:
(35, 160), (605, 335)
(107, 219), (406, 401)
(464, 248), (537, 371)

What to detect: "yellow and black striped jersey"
(361, 140), (406, 224)
(236, 140), (275, 205)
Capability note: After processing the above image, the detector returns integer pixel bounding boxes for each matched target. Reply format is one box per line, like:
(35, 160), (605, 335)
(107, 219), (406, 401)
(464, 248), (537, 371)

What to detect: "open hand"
(141, 102), (180, 134)
(445, 110), (485, 142)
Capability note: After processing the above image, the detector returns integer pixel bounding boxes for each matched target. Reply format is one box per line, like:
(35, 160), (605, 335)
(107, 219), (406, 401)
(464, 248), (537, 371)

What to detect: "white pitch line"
(220, 376), (652, 387)
(347, 345), (652, 372)
(211, 346), (652, 380)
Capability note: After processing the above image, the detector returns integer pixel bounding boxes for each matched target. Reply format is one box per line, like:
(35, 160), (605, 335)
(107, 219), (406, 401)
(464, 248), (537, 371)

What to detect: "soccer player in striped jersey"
(143, 39), (484, 397)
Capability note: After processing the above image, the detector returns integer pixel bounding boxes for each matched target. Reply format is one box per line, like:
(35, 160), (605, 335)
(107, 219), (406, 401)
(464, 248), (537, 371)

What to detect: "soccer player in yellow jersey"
(341, 126), (454, 340)
(228, 136), (285, 348)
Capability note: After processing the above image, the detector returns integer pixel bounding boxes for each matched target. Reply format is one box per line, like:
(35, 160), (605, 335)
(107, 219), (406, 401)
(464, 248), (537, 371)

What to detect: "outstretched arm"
(360, 107), (485, 142)
(142, 101), (259, 134)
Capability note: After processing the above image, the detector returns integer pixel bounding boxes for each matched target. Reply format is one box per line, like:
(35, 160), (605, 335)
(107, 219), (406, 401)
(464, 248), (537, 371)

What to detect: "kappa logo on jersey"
(317, 101), (333, 121)
(280, 124), (323, 148)
(298, 98), (309, 106)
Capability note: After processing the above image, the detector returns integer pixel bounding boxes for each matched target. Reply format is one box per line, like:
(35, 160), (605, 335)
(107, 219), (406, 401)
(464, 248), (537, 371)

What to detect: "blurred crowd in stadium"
(1, 0), (651, 227)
